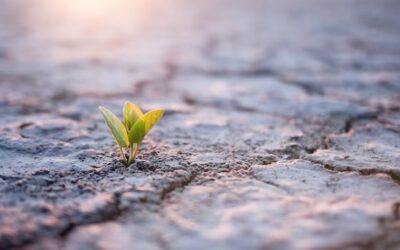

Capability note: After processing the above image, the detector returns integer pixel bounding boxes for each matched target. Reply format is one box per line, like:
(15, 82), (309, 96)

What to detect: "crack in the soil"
(57, 171), (198, 240)
(295, 108), (400, 186)
(159, 171), (198, 201)
(307, 158), (400, 185)
(333, 214), (400, 250)
(58, 191), (124, 238)
(278, 76), (325, 95)
(177, 66), (277, 78)
(342, 111), (379, 133)
(5, 169), (198, 249)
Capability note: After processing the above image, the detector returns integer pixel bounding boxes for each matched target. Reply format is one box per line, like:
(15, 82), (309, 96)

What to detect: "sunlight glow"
(54, 0), (143, 21)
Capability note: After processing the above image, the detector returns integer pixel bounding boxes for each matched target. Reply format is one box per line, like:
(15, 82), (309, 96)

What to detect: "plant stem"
(127, 143), (135, 165)
(127, 143), (140, 165)
(119, 146), (128, 165)
(133, 143), (140, 160)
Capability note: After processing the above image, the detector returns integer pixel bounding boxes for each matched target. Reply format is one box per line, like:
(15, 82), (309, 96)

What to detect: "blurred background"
(1, 0), (398, 100)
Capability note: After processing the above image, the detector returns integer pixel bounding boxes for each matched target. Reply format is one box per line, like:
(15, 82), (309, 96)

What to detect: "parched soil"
(0, 0), (399, 249)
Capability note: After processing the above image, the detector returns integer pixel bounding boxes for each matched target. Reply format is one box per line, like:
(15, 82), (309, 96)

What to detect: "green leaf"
(99, 106), (129, 148)
(123, 101), (143, 130)
(128, 109), (164, 144)
(129, 119), (145, 144)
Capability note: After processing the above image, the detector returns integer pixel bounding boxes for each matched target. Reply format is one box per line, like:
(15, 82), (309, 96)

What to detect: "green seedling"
(99, 102), (164, 165)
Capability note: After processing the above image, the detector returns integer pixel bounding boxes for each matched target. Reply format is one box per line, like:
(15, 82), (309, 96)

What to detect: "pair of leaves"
(99, 102), (164, 148)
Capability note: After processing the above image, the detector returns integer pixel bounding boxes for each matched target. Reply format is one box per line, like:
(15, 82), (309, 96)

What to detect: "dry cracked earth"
(0, 0), (400, 249)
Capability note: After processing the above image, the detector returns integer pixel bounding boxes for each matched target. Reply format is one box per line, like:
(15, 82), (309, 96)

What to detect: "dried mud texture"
(0, 0), (400, 249)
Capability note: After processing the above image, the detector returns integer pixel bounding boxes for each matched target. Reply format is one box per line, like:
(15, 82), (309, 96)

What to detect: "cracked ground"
(0, 0), (400, 249)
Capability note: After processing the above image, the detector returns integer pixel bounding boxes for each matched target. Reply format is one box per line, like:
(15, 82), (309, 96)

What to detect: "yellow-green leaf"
(128, 109), (164, 144)
(99, 106), (129, 147)
(123, 101), (143, 130)
(142, 109), (164, 134)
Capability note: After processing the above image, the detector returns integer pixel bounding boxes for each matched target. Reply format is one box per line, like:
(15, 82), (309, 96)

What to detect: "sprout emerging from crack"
(99, 102), (164, 165)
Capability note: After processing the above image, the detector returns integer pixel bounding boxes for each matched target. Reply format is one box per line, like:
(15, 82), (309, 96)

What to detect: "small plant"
(99, 101), (164, 165)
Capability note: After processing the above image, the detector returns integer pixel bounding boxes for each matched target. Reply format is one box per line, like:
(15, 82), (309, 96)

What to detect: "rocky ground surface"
(0, 0), (400, 249)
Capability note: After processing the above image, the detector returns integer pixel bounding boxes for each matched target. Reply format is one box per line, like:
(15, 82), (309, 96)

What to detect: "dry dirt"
(0, 0), (399, 249)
